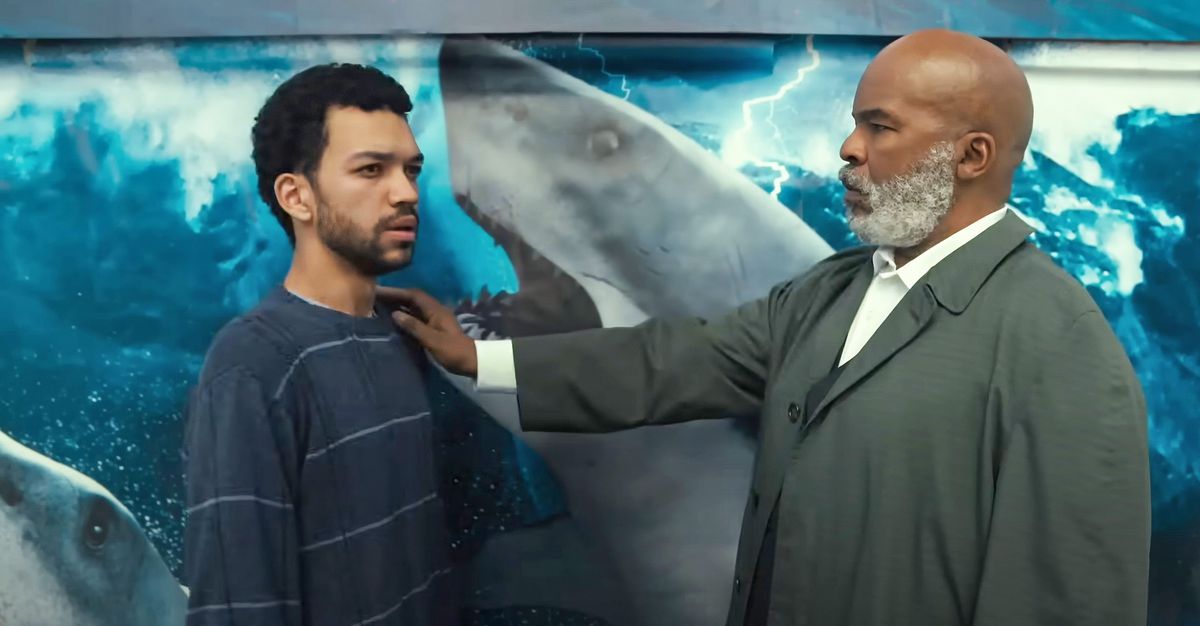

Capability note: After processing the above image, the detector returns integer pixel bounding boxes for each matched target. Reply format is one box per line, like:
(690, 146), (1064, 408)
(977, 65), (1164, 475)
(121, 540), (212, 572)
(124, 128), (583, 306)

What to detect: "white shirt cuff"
(474, 339), (518, 393)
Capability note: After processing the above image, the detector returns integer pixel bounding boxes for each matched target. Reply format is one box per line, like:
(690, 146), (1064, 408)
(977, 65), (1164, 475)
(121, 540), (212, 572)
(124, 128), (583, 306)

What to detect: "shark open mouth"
(451, 192), (605, 342)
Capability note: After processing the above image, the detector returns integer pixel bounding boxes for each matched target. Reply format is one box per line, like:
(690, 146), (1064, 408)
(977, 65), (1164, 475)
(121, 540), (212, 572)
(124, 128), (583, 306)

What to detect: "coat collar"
(872, 205), (1009, 290)
(922, 209), (1035, 314)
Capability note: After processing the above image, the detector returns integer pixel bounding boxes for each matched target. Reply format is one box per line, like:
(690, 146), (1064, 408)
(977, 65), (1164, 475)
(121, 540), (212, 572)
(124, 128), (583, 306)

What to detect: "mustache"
(839, 166), (868, 194)
(374, 205), (418, 232)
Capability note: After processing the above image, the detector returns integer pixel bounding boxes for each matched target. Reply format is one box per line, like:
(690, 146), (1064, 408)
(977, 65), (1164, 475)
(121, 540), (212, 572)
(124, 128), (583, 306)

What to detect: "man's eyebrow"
(345, 151), (425, 164)
(852, 108), (899, 125)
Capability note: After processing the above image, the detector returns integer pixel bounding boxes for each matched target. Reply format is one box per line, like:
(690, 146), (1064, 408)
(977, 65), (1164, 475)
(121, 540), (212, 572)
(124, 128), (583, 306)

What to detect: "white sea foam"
(0, 38), (440, 224)
(1013, 41), (1200, 190)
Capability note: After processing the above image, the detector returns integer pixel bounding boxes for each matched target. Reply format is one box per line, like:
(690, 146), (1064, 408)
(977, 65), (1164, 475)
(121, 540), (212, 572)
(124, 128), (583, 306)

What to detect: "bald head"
(872, 29), (1034, 168)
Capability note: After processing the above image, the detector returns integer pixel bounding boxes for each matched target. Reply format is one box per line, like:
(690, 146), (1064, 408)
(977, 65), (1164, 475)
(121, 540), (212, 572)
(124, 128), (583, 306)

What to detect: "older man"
(388, 29), (1150, 626)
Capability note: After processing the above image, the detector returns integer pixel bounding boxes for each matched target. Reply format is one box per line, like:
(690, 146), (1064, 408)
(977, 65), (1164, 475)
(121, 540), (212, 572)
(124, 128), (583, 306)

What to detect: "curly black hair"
(251, 63), (414, 244)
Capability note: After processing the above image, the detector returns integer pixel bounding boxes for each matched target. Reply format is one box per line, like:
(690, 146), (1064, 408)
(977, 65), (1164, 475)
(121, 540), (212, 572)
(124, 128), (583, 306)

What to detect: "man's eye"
(405, 165), (423, 178)
(359, 164), (382, 176)
(870, 123), (890, 132)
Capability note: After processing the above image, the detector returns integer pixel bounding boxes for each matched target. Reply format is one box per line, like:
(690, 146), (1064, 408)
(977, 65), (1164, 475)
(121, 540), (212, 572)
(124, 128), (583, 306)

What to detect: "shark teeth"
(454, 287), (512, 341)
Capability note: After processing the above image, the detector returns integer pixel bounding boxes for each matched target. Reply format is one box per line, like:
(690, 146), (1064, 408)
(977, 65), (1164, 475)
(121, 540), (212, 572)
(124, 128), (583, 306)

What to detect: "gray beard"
(840, 141), (957, 249)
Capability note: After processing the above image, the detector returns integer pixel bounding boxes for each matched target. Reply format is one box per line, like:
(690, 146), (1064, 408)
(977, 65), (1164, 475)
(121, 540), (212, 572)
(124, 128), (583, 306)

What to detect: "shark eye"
(588, 128), (621, 159)
(82, 497), (115, 551)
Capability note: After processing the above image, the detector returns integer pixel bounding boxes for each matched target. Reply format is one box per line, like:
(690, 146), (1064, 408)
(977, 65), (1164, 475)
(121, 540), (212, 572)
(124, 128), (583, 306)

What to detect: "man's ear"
(275, 173), (315, 226)
(956, 131), (996, 181)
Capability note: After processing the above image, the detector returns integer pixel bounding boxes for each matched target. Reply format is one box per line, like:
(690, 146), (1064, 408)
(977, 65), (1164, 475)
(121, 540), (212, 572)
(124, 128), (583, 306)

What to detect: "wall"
(0, 30), (1197, 626)
(2, 0), (1200, 39)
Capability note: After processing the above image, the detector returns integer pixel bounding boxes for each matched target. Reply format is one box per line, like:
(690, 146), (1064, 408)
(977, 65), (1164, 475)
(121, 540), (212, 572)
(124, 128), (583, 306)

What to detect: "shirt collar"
(870, 206), (1010, 288)
(288, 288), (378, 318)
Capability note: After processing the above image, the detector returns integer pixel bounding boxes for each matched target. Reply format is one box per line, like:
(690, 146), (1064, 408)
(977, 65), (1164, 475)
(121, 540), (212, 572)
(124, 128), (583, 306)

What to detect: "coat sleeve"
(513, 281), (792, 433)
(972, 310), (1151, 625)
(182, 367), (304, 626)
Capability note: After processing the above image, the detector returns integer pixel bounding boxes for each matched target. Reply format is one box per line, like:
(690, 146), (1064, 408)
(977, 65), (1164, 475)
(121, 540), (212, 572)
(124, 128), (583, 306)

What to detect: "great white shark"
(435, 37), (834, 626)
(0, 429), (187, 625)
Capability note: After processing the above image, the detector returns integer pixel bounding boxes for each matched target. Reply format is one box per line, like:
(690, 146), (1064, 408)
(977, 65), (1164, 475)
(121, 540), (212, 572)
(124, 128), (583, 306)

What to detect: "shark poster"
(0, 34), (1197, 625)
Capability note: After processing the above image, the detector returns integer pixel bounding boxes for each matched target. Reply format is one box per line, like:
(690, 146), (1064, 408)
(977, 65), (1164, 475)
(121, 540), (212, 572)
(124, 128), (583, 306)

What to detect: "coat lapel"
(799, 261), (874, 383)
(813, 282), (938, 419)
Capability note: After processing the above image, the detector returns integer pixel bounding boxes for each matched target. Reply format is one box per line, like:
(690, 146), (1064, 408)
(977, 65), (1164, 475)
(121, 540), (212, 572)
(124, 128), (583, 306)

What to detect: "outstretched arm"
(384, 285), (785, 433)
(510, 296), (774, 433)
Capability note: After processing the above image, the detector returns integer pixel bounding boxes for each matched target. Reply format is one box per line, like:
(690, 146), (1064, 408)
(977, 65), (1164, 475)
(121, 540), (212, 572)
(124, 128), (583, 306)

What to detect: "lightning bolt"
(577, 34), (632, 101)
(721, 34), (821, 199)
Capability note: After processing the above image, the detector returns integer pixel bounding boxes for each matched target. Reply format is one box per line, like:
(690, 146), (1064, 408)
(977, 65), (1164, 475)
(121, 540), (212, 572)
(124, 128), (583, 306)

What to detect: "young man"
(389, 30), (1149, 626)
(183, 63), (458, 626)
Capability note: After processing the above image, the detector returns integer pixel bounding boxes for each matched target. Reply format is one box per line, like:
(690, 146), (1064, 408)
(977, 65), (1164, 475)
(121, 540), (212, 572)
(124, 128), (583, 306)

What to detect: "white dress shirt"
(474, 207), (1012, 392)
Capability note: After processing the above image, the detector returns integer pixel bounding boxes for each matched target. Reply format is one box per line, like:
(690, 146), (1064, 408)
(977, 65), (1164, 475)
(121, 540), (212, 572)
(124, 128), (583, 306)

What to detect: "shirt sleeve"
(474, 339), (517, 393)
(182, 366), (304, 626)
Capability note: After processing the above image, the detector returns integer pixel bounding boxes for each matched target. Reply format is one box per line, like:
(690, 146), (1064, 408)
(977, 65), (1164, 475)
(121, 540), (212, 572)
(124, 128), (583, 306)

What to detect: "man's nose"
(839, 128), (866, 167)
(389, 173), (419, 207)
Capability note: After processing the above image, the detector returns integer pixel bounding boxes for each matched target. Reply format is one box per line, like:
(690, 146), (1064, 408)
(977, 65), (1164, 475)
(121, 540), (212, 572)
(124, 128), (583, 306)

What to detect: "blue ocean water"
(0, 34), (1196, 623)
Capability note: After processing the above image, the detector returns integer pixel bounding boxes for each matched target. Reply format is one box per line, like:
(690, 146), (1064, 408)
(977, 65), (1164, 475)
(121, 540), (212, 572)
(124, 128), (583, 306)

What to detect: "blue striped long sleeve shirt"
(183, 287), (459, 626)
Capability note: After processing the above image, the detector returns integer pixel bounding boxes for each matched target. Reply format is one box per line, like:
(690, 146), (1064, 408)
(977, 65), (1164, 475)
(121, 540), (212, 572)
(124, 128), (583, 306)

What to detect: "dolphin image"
(436, 38), (834, 626)
(0, 429), (187, 625)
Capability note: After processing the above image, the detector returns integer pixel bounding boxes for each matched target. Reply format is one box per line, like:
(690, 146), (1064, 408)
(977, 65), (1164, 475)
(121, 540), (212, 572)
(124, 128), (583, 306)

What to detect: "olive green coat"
(512, 211), (1150, 626)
